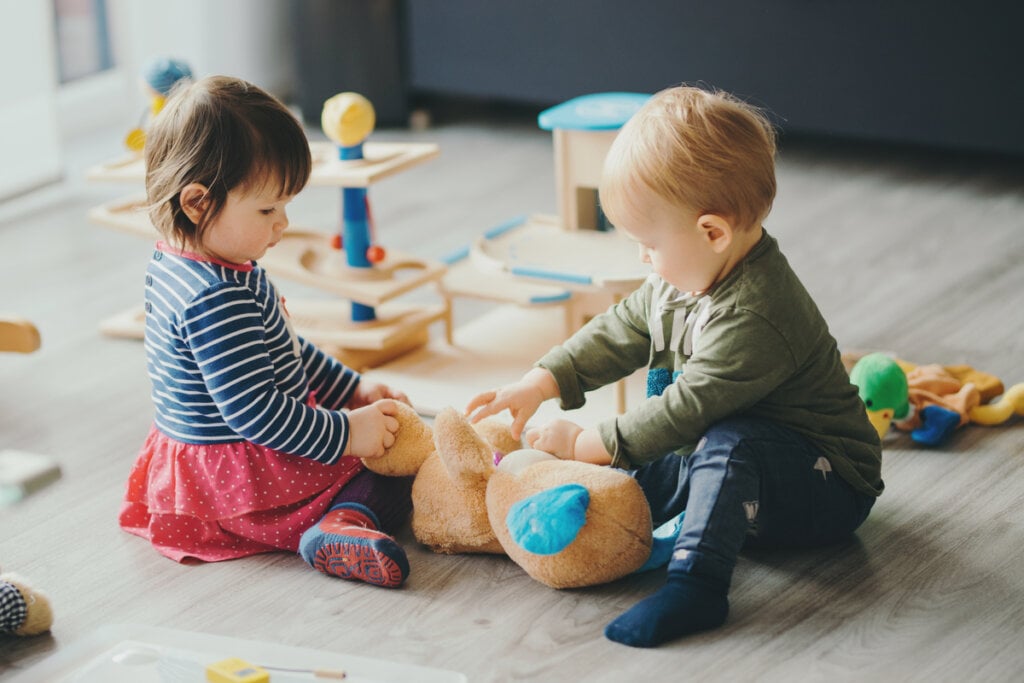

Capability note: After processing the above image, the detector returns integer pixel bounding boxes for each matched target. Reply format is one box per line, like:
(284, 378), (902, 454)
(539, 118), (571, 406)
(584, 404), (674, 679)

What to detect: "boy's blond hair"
(144, 75), (312, 250)
(600, 86), (777, 231)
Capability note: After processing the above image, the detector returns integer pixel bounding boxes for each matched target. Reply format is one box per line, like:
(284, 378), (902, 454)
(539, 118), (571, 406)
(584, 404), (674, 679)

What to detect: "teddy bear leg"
(298, 503), (409, 588)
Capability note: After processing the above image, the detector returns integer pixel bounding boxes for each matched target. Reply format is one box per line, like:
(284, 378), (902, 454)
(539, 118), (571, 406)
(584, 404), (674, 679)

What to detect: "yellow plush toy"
(0, 570), (53, 636)
(363, 404), (653, 588)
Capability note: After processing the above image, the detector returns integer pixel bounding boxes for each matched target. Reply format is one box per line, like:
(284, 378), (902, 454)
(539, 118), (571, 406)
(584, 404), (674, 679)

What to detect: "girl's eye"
(260, 208), (275, 215)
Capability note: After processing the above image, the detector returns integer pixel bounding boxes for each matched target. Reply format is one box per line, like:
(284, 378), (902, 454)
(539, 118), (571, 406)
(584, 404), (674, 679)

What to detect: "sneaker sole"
(313, 541), (406, 588)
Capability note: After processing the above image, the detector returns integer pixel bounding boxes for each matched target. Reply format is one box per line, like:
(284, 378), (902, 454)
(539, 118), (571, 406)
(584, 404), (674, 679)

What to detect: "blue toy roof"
(538, 92), (651, 131)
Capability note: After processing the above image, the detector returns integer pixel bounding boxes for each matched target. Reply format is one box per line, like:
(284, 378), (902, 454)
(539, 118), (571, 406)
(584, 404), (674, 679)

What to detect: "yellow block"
(206, 658), (270, 683)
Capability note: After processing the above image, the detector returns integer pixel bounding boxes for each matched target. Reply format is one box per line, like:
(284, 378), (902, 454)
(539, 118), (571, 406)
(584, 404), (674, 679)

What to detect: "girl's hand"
(349, 380), (410, 409)
(525, 419), (584, 460)
(343, 399), (400, 458)
(465, 368), (560, 440)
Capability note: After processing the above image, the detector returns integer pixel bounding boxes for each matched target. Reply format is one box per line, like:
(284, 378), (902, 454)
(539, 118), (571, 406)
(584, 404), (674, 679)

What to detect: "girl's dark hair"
(144, 75), (312, 249)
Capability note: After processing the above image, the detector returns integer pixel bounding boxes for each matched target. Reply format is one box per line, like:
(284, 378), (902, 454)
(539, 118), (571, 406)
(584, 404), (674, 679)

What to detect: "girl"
(119, 75), (414, 588)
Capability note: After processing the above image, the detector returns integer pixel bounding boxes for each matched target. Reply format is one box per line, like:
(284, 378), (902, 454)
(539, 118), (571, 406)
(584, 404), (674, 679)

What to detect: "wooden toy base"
(97, 306), (147, 340)
(97, 299), (450, 373)
(285, 298), (450, 372)
(365, 304), (646, 424)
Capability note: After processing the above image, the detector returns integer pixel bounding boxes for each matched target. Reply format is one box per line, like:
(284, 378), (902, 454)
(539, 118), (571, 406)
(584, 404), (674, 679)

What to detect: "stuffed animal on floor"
(0, 570), (53, 636)
(363, 403), (653, 588)
(849, 352), (1024, 446)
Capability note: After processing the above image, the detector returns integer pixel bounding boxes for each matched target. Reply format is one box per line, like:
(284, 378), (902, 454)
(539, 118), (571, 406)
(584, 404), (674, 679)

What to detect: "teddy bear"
(0, 570), (53, 637)
(362, 403), (653, 589)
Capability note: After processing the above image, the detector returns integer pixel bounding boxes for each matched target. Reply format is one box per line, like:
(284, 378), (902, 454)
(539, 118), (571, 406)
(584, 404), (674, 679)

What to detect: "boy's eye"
(260, 208), (275, 215)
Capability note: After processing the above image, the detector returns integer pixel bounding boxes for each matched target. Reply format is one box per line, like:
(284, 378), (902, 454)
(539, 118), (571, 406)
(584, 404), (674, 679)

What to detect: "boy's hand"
(465, 368), (560, 440)
(525, 419), (584, 460)
(343, 399), (400, 458)
(349, 379), (410, 409)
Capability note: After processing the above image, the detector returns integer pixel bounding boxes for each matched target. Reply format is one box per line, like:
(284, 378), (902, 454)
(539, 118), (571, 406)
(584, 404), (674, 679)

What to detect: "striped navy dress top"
(143, 244), (359, 465)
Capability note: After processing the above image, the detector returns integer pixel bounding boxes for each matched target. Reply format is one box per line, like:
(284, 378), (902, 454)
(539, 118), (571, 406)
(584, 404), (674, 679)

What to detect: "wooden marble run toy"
(88, 91), (447, 370)
(440, 92), (653, 336)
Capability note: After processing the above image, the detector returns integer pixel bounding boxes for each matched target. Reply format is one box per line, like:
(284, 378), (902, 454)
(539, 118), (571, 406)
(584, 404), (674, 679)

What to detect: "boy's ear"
(698, 214), (734, 253)
(179, 183), (209, 224)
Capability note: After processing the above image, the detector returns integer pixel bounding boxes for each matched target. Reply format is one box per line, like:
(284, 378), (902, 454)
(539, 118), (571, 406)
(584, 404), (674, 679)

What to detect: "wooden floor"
(2, 110), (1024, 682)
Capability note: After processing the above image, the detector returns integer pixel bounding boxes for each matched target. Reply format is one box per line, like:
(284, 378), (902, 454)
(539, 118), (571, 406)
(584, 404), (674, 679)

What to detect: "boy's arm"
(599, 311), (796, 469)
(538, 281), (653, 410)
(574, 428), (612, 465)
(524, 420), (611, 465)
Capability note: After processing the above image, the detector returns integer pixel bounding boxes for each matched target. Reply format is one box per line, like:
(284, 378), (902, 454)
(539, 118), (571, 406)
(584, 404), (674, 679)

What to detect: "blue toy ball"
(142, 57), (193, 96)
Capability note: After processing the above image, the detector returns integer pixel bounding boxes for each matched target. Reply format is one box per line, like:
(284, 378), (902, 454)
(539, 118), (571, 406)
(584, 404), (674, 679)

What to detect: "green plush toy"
(849, 353), (910, 440)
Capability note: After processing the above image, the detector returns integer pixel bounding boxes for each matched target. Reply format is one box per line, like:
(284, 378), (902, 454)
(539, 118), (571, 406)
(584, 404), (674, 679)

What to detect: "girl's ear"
(698, 214), (734, 254)
(179, 183), (209, 225)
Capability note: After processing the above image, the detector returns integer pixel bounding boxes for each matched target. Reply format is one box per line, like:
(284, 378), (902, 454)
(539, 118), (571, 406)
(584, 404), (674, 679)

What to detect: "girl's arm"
(298, 337), (360, 410)
(183, 285), (351, 464)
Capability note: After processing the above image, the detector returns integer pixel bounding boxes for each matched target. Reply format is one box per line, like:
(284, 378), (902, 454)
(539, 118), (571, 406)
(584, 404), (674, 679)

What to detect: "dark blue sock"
(605, 573), (728, 647)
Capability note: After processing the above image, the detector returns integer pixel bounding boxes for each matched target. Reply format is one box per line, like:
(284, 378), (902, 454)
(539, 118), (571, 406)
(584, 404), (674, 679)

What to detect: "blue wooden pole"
(339, 143), (376, 322)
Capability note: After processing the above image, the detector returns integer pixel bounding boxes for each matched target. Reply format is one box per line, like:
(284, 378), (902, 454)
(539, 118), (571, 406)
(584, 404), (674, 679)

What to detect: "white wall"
(0, 0), (62, 199)
(56, 0), (295, 140)
(111, 0), (295, 99)
(0, 0), (295, 200)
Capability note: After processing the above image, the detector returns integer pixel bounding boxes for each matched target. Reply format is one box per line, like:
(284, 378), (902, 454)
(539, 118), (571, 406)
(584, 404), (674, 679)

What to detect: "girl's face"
(201, 185), (295, 265)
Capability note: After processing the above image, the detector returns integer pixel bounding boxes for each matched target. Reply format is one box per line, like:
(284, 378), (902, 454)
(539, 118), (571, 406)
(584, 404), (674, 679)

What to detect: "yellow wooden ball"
(321, 92), (376, 147)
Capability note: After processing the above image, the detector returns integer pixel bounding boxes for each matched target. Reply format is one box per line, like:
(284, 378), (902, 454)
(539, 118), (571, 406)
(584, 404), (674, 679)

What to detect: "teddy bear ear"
(472, 417), (524, 456)
(433, 408), (495, 484)
(362, 402), (433, 476)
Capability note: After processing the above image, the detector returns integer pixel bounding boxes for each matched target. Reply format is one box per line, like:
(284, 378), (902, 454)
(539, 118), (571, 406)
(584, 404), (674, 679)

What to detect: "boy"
(466, 86), (882, 647)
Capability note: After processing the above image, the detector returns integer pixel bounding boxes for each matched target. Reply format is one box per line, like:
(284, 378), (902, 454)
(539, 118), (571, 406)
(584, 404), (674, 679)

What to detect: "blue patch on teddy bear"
(507, 484), (590, 555)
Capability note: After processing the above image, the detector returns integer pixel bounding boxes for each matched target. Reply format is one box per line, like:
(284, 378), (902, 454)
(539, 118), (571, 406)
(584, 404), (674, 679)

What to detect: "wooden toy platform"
(439, 214), (649, 334)
(85, 141), (440, 187)
(365, 303), (646, 421)
(87, 133), (450, 370)
(88, 199), (451, 366)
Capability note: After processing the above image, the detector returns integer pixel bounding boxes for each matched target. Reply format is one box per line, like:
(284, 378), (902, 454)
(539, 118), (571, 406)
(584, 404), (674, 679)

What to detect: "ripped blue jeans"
(631, 416), (876, 588)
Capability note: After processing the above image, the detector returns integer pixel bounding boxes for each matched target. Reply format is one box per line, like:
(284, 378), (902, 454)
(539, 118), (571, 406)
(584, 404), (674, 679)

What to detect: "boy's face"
(201, 185), (295, 265)
(612, 185), (727, 295)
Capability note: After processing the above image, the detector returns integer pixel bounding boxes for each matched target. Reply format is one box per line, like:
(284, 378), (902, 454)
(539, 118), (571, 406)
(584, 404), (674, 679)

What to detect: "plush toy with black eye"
(850, 353), (911, 440)
(850, 352), (1024, 447)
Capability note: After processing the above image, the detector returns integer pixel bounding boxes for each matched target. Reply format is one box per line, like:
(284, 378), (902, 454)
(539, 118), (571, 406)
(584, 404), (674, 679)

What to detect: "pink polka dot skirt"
(119, 425), (364, 562)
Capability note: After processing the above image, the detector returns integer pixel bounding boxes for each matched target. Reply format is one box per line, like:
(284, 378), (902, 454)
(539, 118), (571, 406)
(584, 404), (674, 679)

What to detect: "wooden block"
(0, 317), (41, 353)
